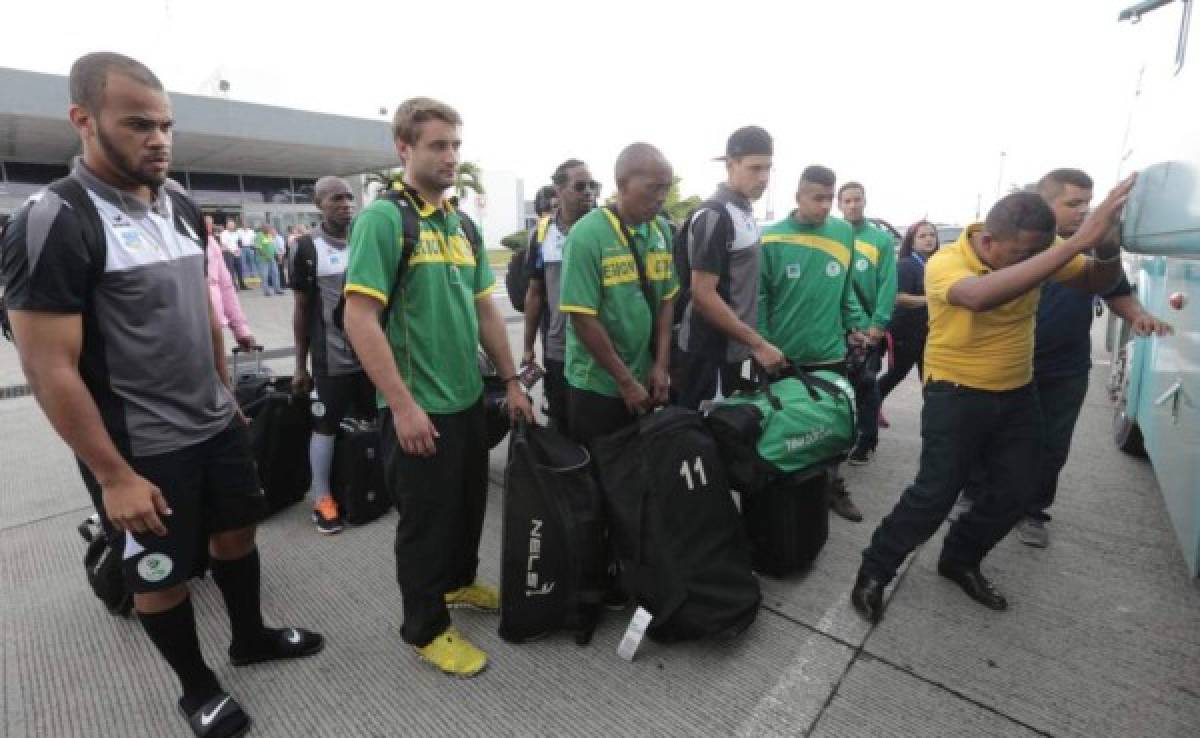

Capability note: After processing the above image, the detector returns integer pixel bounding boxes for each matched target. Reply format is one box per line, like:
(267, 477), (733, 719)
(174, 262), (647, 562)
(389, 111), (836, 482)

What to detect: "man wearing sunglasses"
(521, 159), (599, 431)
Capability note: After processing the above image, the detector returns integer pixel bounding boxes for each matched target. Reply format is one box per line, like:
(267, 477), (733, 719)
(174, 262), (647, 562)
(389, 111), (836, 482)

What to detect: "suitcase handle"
(230, 344), (265, 377)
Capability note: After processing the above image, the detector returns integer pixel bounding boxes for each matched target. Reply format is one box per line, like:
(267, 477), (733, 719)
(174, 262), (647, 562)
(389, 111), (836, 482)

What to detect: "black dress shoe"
(851, 572), (886, 623)
(937, 562), (1008, 611)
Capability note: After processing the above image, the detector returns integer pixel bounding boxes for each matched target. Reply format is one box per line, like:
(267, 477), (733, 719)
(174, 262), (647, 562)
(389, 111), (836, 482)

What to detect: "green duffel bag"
(706, 370), (856, 493)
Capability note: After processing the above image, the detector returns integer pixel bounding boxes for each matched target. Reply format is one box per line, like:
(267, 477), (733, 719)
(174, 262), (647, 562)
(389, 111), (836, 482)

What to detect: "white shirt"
(219, 230), (240, 254)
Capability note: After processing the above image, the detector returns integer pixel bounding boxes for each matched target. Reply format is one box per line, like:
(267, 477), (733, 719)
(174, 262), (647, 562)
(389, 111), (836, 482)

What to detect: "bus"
(1108, 0), (1200, 576)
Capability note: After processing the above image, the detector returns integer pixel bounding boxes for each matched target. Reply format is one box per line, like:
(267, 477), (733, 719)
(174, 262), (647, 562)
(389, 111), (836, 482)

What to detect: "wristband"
(1094, 249), (1121, 264)
(501, 375), (520, 385)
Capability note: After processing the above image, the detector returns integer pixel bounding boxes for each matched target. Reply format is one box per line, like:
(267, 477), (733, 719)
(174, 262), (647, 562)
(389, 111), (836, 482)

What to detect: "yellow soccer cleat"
(444, 582), (499, 612)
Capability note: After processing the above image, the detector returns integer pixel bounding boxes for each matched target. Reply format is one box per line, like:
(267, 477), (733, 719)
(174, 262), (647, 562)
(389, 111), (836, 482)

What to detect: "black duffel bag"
(499, 421), (606, 644)
(591, 407), (760, 643)
(78, 514), (132, 617)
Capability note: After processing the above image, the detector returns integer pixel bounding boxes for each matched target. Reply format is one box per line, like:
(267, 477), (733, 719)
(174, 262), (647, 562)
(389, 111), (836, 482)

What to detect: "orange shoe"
(311, 495), (343, 534)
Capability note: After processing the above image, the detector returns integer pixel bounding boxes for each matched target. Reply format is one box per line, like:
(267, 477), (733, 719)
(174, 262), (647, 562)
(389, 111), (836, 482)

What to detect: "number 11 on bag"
(679, 457), (708, 491)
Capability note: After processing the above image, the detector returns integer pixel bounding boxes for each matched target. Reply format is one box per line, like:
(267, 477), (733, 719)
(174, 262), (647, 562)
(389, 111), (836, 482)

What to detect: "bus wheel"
(1112, 341), (1147, 457)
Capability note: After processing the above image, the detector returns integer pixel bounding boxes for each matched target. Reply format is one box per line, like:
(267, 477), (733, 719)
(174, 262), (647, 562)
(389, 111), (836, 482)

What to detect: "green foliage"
(501, 229), (528, 251)
(364, 167), (404, 193)
(455, 162), (486, 199)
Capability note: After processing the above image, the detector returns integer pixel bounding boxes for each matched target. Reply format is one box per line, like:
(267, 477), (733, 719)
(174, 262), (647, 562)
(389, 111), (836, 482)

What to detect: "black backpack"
(332, 189), (484, 331)
(591, 407), (761, 643)
(671, 199), (733, 328)
(505, 216), (551, 314)
(499, 420), (606, 644)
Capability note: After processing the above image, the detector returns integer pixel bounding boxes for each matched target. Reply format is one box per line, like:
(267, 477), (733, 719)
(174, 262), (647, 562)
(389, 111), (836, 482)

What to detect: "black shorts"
(313, 370), (376, 434)
(81, 418), (266, 594)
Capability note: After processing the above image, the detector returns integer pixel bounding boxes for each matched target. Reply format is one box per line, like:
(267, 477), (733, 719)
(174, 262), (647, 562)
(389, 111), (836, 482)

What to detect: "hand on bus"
(1131, 312), (1174, 337)
(1073, 174), (1137, 253)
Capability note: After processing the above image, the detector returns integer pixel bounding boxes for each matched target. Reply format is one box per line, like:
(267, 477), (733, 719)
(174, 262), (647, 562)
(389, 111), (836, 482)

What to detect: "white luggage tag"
(616, 606), (654, 661)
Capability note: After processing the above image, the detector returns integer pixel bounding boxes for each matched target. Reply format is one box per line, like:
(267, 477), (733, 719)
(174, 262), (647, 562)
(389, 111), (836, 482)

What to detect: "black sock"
(137, 597), (221, 713)
(210, 548), (267, 653)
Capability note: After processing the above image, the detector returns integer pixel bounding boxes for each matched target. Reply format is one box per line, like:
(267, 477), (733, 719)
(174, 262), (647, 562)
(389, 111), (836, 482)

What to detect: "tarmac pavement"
(1, 287), (1198, 737)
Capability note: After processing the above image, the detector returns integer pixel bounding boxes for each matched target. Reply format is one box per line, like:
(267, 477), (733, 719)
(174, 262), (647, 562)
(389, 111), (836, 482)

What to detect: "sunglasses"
(572, 180), (602, 193)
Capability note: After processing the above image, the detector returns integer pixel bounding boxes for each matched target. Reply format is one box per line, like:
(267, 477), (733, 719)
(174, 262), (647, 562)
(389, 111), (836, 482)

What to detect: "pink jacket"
(207, 235), (252, 340)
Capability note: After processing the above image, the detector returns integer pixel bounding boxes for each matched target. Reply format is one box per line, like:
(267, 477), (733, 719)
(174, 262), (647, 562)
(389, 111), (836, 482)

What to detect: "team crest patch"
(137, 553), (174, 583)
(118, 228), (144, 250)
(786, 263), (803, 279)
(825, 262), (842, 277)
(856, 258), (869, 272)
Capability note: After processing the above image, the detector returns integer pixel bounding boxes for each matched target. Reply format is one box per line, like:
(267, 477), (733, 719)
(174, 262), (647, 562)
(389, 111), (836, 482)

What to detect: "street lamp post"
(995, 151), (1007, 199)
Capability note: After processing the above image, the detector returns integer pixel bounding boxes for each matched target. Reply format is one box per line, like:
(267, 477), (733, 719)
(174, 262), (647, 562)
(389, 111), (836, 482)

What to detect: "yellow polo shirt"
(924, 225), (1086, 391)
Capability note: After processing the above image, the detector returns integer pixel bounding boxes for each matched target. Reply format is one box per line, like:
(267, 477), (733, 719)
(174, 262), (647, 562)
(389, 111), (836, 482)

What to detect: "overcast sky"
(0, 0), (1185, 226)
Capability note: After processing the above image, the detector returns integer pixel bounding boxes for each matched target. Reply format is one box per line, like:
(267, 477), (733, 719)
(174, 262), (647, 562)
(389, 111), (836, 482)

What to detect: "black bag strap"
(602, 205), (658, 317)
(333, 189), (421, 330)
(375, 190), (425, 327)
(805, 370), (859, 441)
(46, 177), (104, 269)
(165, 188), (207, 253)
(751, 361), (785, 410)
(291, 234), (319, 300)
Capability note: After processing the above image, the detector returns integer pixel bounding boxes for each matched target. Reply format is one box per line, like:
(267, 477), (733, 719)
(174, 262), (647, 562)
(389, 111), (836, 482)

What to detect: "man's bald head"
(614, 143), (671, 188)
(314, 176), (355, 235)
(612, 142), (673, 225)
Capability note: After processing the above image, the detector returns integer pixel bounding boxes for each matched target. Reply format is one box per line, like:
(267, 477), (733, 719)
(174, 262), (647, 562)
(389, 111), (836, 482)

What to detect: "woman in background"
(878, 220), (938, 405)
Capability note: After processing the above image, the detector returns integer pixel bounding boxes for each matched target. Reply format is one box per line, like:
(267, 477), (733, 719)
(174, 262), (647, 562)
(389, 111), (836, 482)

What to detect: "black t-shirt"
(1034, 273), (1132, 379)
(887, 253), (928, 338)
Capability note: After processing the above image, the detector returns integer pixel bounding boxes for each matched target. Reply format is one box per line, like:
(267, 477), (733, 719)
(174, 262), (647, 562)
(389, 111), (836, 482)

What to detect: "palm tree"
(455, 161), (485, 200)
(363, 162), (485, 202)
(363, 167), (403, 190)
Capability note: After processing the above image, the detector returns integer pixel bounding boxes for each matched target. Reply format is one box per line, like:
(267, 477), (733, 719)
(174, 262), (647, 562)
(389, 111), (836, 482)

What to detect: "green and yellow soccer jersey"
(560, 207), (679, 397)
(850, 220), (898, 330)
(757, 213), (865, 366)
(343, 192), (496, 414)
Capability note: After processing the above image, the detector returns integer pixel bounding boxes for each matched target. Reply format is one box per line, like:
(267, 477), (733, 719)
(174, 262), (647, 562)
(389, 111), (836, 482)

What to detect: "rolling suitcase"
(499, 421), (606, 644)
(331, 418), (391, 525)
(245, 378), (312, 515)
(741, 466), (832, 577)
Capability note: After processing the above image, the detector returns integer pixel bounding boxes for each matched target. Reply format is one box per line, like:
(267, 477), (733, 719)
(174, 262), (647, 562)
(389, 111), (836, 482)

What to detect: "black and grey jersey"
(0, 163), (234, 457)
(679, 185), (761, 362)
(291, 228), (360, 377)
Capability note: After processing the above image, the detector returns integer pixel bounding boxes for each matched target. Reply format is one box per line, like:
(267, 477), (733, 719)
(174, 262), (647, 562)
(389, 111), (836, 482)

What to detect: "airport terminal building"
(0, 66), (396, 233)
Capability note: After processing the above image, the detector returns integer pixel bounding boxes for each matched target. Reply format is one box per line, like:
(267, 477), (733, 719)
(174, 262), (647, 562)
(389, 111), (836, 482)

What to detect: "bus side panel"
(1134, 256), (1200, 576)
